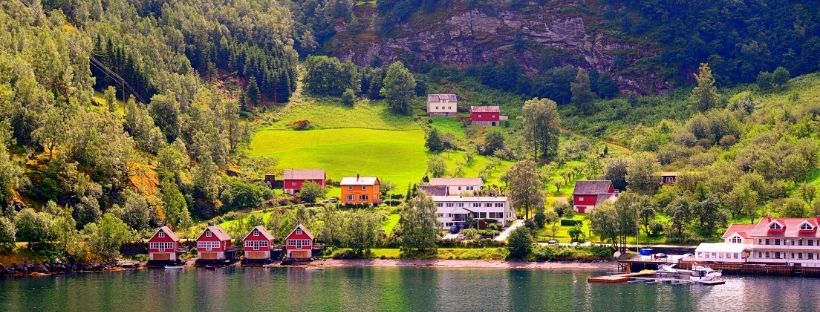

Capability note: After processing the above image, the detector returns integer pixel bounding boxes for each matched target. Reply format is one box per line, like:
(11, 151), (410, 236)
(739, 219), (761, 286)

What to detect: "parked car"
(654, 253), (668, 259)
(547, 240), (559, 246)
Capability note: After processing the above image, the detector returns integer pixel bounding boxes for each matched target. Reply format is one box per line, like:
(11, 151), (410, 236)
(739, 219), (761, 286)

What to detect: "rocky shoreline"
(0, 262), (141, 277)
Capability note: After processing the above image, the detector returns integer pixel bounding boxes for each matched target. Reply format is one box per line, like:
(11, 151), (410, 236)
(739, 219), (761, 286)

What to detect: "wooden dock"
(588, 270), (725, 286)
(587, 271), (656, 284)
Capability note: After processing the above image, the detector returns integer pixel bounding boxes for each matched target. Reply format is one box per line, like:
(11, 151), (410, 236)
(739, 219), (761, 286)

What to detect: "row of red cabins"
(148, 224), (314, 263)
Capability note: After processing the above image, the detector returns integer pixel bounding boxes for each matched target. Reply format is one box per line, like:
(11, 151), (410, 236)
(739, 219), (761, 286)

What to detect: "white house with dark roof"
(433, 196), (516, 229)
(429, 178), (483, 196)
(427, 94), (458, 116)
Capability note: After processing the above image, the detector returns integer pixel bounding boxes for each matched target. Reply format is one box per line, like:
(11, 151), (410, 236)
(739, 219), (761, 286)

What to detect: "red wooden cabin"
(470, 106), (501, 126)
(148, 226), (180, 262)
(283, 169), (326, 194)
(285, 224), (314, 260)
(243, 225), (275, 260)
(196, 225), (232, 261)
(572, 180), (617, 213)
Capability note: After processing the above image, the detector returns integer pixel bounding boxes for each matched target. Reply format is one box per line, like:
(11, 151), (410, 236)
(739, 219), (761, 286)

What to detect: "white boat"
(689, 266), (722, 281)
(164, 265), (185, 270)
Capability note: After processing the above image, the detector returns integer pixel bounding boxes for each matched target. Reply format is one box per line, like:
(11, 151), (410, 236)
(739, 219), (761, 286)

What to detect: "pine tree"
(690, 63), (719, 112)
(245, 77), (261, 108)
(571, 68), (595, 113)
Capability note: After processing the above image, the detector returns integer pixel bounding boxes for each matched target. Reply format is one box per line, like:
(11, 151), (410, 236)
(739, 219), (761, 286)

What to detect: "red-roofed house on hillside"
(285, 224), (314, 260)
(470, 106), (501, 126)
(243, 225), (275, 260)
(283, 169), (326, 194)
(148, 226), (181, 262)
(196, 225), (232, 261)
(572, 180), (618, 213)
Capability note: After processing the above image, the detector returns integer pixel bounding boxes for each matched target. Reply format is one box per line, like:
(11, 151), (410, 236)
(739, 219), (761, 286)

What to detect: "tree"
(689, 63), (719, 112)
(693, 195), (726, 236)
(571, 68), (595, 113)
(480, 130), (505, 156)
(381, 61), (416, 115)
(521, 98), (561, 160)
(781, 198), (808, 218)
(148, 93), (181, 142)
(346, 210), (379, 256)
(14, 208), (52, 243)
(505, 159), (544, 219)
(425, 128), (444, 152)
(604, 158), (628, 191)
(427, 156), (446, 178)
(73, 196), (102, 229)
(626, 152), (660, 194)
(300, 181), (327, 204)
(398, 192), (439, 251)
(0, 136), (24, 202)
(771, 66), (790, 88)
(160, 178), (191, 229)
(0, 217), (16, 251)
(220, 179), (267, 211)
(320, 205), (345, 246)
(245, 77), (261, 108)
(303, 56), (360, 97)
(725, 183), (758, 220)
(120, 190), (152, 231)
(342, 88), (356, 106)
(801, 184), (817, 207)
(104, 86), (118, 112)
(85, 213), (133, 262)
(507, 227), (533, 259)
(589, 202), (619, 248)
(756, 71), (773, 90)
(665, 197), (691, 238)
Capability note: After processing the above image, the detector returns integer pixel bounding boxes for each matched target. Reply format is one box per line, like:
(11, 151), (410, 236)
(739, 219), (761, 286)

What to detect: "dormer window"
(770, 222), (782, 230)
(800, 222), (814, 230)
(296, 228), (302, 235)
(158, 231), (165, 238)
(730, 235), (742, 244)
(206, 231), (212, 237)
(253, 230), (259, 236)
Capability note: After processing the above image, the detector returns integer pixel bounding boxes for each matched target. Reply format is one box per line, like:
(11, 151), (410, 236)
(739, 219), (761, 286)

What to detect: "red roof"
(151, 226), (180, 242)
(283, 169), (325, 180)
(243, 225), (275, 241)
(286, 224), (314, 240)
(747, 217), (820, 238)
(200, 225), (232, 241)
(721, 224), (757, 239)
(470, 106), (500, 113)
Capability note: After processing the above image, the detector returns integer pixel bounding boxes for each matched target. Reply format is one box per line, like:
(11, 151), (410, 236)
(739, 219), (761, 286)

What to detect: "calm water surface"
(1, 267), (818, 311)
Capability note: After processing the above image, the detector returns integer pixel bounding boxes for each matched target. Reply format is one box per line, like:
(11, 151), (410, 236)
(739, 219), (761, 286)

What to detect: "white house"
(694, 243), (747, 262)
(428, 178), (482, 196)
(427, 94), (458, 116)
(432, 196), (516, 229)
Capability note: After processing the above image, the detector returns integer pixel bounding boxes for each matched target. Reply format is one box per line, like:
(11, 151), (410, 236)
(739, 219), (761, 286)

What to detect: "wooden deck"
(587, 271), (656, 284)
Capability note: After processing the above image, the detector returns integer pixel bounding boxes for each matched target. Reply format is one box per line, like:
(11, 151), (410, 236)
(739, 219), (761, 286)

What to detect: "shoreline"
(309, 259), (617, 271)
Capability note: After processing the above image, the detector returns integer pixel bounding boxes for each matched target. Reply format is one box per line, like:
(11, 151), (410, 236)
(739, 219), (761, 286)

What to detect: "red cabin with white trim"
(196, 225), (232, 260)
(285, 224), (314, 260)
(470, 106), (501, 126)
(283, 169), (326, 195)
(243, 225), (275, 260)
(148, 226), (180, 262)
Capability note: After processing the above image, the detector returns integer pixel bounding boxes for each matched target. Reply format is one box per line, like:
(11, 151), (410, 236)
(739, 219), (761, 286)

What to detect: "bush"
(342, 88), (356, 106)
(507, 227), (533, 259)
(560, 219), (582, 227)
(291, 119), (311, 130)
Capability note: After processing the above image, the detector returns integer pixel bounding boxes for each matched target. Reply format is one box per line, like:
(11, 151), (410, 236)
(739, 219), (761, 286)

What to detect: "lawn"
(429, 117), (468, 139)
(249, 128), (427, 189)
(266, 99), (418, 130)
(381, 214), (400, 235)
(438, 151), (513, 186)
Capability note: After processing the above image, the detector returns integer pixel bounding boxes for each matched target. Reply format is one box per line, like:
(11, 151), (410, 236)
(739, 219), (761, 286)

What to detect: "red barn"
(660, 172), (678, 185)
(285, 224), (314, 260)
(243, 225), (275, 260)
(196, 225), (232, 260)
(283, 169), (326, 194)
(572, 180), (618, 213)
(148, 226), (180, 262)
(470, 106), (501, 126)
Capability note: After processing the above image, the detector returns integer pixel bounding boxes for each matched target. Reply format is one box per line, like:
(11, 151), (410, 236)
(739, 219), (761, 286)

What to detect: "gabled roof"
(427, 94), (457, 103)
(200, 225), (231, 241)
(722, 224), (756, 239)
(287, 224), (314, 239)
(152, 226), (180, 242)
(243, 225), (274, 241)
(748, 217), (820, 238)
(470, 106), (500, 113)
(340, 176), (379, 186)
(659, 172), (679, 177)
(429, 178), (483, 186)
(283, 169), (326, 180)
(418, 185), (448, 196)
(573, 180), (614, 194)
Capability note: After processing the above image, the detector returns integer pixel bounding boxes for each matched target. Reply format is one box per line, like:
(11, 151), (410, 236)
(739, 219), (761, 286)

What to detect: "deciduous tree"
(505, 159), (544, 219)
(690, 63), (719, 112)
(398, 192), (439, 251)
(381, 61), (416, 115)
(521, 98), (560, 160)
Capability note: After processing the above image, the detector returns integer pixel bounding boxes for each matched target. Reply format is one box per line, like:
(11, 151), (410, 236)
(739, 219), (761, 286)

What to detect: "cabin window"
(810, 240), (815, 246)
(799, 239), (803, 246)
(467, 186), (473, 190)
(206, 231), (212, 237)
(495, 203), (504, 207)
(775, 239), (781, 245)
(479, 212), (486, 218)
(158, 232), (165, 238)
(765, 239), (770, 245)
(799, 253), (803, 259)
(473, 203), (481, 207)
(446, 203), (454, 207)
(253, 231), (259, 237)
(456, 203), (464, 207)
(775, 252), (781, 259)
(770, 222), (782, 229)
(348, 186), (353, 190)
(361, 185), (366, 190)
(579, 196), (584, 201)
(457, 186), (462, 190)
(360, 195), (368, 200)
(150, 242), (173, 250)
(485, 203), (492, 207)
(296, 228), (303, 235)
(436, 203), (443, 207)
(801, 223), (814, 230)
(810, 253), (814, 260)
(731, 236), (742, 244)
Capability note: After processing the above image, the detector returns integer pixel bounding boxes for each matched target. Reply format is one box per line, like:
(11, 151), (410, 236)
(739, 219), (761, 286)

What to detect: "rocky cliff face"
(332, 2), (671, 94)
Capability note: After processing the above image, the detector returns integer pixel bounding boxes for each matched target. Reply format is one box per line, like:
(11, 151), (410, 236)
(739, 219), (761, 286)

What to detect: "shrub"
(291, 119), (311, 130)
(507, 227), (533, 259)
(342, 88), (356, 106)
(560, 219), (582, 227)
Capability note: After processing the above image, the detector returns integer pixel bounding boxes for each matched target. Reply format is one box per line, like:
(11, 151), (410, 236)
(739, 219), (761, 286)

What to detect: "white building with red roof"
(696, 217), (820, 266)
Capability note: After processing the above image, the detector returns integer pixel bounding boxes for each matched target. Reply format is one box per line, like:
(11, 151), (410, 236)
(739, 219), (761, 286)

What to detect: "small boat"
(205, 265), (217, 271)
(164, 265), (185, 270)
(690, 266), (722, 282)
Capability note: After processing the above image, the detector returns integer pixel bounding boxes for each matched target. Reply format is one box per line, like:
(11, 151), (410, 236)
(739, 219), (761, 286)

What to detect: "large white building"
(433, 196), (516, 229)
(428, 178), (482, 196)
(695, 217), (820, 267)
(427, 94), (458, 116)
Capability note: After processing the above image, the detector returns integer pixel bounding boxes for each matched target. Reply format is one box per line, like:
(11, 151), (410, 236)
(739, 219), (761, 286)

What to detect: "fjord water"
(1, 267), (818, 312)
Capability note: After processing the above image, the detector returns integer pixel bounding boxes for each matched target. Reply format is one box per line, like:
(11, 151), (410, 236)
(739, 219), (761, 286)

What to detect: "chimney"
(816, 215), (820, 224)
(357, 173), (360, 181)
(767, 216), (771, 223)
